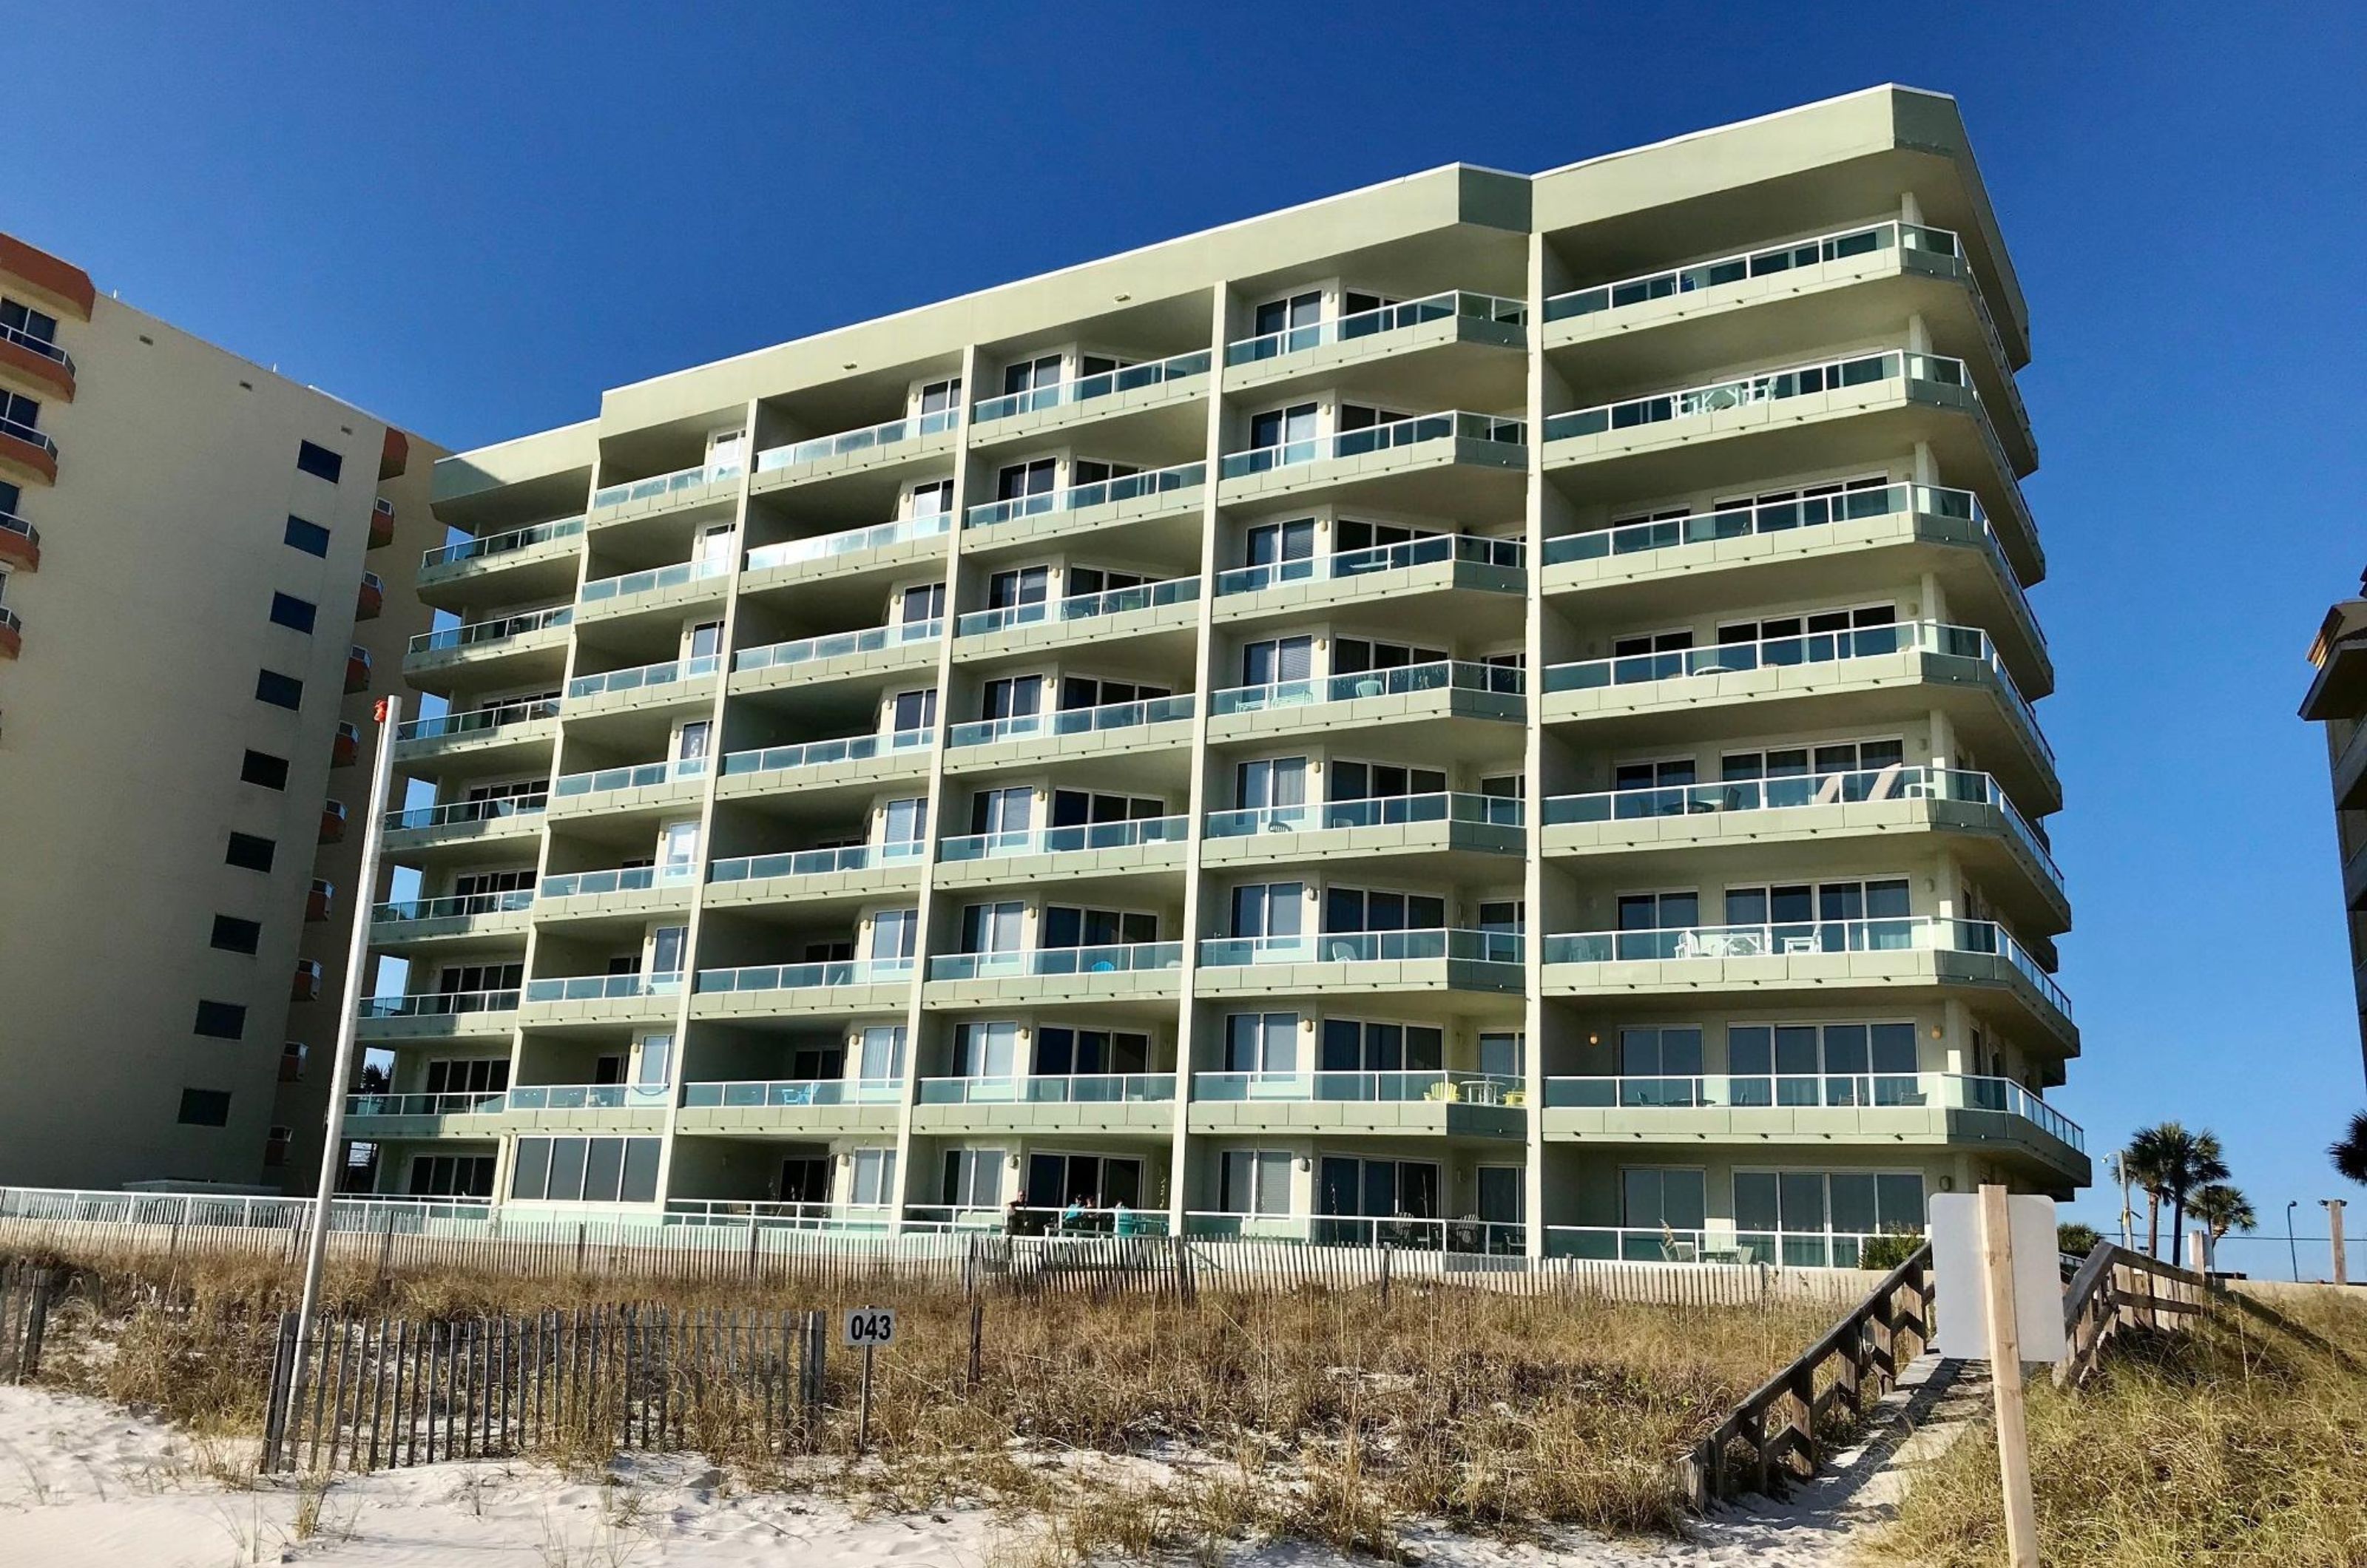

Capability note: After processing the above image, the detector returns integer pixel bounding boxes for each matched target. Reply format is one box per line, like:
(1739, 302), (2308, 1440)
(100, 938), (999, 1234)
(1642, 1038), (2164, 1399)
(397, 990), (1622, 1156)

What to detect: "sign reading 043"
(840, 1305), (897, 1349)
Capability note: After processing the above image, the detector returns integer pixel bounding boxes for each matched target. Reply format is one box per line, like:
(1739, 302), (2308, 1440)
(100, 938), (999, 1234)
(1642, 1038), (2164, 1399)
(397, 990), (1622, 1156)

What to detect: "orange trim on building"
(379, 426), (409, 480)
(0, 337), (73, 401)
(0, 428), (57, 486)
(0, 622), (20, 660)
(0, 527), (36, 572)
(0, 233), (96, 320)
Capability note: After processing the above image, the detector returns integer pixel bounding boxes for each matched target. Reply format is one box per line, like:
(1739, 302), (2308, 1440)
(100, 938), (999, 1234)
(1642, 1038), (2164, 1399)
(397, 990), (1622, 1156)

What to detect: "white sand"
(0, 1368), (1976, 1566)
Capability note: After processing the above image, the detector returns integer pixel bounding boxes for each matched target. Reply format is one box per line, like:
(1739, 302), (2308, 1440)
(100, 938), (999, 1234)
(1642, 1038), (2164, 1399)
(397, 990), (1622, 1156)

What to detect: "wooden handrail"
(2055, 1240), (2209, 1388)
(1679, 1243), (1934, 1508)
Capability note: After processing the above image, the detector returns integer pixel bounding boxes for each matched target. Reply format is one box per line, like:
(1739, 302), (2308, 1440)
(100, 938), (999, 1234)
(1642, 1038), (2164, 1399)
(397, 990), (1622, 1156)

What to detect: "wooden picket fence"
(0, 1261), (60, 1383)
(1678, 1243), (1935, 1508)
(261, 1305), (825, 1474)
(0, 1212), (1880, 1311)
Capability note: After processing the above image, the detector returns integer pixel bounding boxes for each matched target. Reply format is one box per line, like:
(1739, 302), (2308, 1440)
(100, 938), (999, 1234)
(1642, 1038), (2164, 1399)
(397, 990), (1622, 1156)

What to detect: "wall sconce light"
(1940, 1175), (1956, 1192)
(1007, 1152), (1022, 1172)
(1587, 1033), (1600, 1047)
(1930, 1026), (1943, 1039)
(838, 1151), (851, 1167)
(1297, 1155), (1311, 1173)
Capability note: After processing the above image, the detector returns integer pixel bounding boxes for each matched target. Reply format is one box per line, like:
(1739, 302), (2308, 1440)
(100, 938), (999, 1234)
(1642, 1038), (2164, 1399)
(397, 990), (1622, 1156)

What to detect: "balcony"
(575, 557), (732, 623)
(912, 1072), (1178, 1136)
(564, 652), (722, 716)
(382, 795), (547, 854)
(1185, 1212), (1522, 1253)
(730, 620), (941, 695)
(1217, 411), (1524, 513)
(944, 695), (1195, 771)
(752, 408), (962, 491)
(0, 316), (75, 399)
(703, 842), (928, 910)
(404, 606), (573, 677)
(740, 513), (950, 588)
(1223, 292), (1527, 405)
(663, 1199), (897, 1234)
(676, 1078), (902, 1137)
(521, 970), (684, 1027)
(689, 959), (914, 1021)
(961, 459), (1206, 551)
(1540, 621), (2059, 814)
(0, 413), (58, 485)
(1540, 482), (2047, 694)
(1189, 1069), (1524, 1141)
(391, 698), (561, 763)
(590, 456), (742, 523)
(970, 350), (1211, 443)
(1213, 535), (1523, 629)
(715, 730), (933, 799)
(355, 572), (384, 621)
(343, 646), (371, 694)
(1539, 349), (2036, 579)
(355, 988), (520, 1042)
(954, 577), (1198, 658)
(1543, 1225), (1902, 1269)
(417, 517), (585, 604)
(933, 816), (1190, 888)
(368, 497), (396, 550)
(319, 800), (348, 844)
(923, 942), (1184, 1007)
(0, 604), (21, 658)
(305, 881), (334, 922)
(1207, 660), (1523, 752)
(547, 755), (709, 820)
(331, 722), (359, 767)
(1195, 929), (1524, 1001)
(1542, 221), (2031, 464)
(380, 428), (410, 481)
(1539, 1071), (2084, 1167)
(1201, 792), (1523, 872)
(368, 889), (536, 944)
(1542, 916), (2074, 1051)
(0, 507), (37, 570)
(1543, 766), (2067, 936)
(345, 1085), (672, 1136)
(291, 961), (323, 1003)
(536, 863), (698, 923)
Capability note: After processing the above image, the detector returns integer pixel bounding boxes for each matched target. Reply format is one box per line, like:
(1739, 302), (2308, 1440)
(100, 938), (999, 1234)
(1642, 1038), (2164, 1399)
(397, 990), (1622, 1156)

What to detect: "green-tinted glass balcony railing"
(971, 349), (1211, 422)
(1224, 291), (1526, 365)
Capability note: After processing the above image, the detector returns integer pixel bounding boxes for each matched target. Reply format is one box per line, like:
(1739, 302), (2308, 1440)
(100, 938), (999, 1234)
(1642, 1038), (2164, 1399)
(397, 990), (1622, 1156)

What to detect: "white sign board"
(1929, 1192), (2066, 1363)
(840, 1305), (897, 1349)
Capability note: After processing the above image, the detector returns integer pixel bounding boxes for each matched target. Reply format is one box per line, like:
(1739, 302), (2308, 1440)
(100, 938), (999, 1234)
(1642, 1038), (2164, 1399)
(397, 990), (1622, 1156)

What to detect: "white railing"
(0, 1188), (496, 1233)
(1212, 658), (1523, 715)
(551, 755), (709, 797)
(681, 1079), (903, 1109)
(1542, 349), (1968, 441)
(1197, 929), (1524, 967)
(1220, 410), (1523, 479)
(1542, 220), (1961, 320)
(1204, 792), (1523, 837)
(757, 408), (961, 473)
(523, 973), (684, 1004)
(937, 816), (1188, 862)
(359, 989), (520, 1019)
(927, 943), (1184, 981)
(592, 458), (743, 511)
(540, 863), (698, 899)
(720, 729), (933, 777)
(1184, 1211), (1524, 1254)
(947, 694), (1195, 748)
(394, 697), (560, 743)
(347, 1085), (674, 1118)
(1193, 1070), (1522, 1104)
(1542, 917), (2070, 1018)
(408, 605), (572, 656)
(956, 575), (1198, 637)
(422, 516), (584, 571)
(709, 842), (926, 882)
(743, 513), (949, 571)
(971, 349), (1212, 422)
(371, 890), (534, 924)
(1215, 533), (1523, 595)
(1542, 1226), (1909, 1268)
(384, 796), (547, 833)
(735, 620), (940, 673)
(694, 958), (916, 993)
(567, 653), (721, 700)
(963, 459), (1206, 529)
(1540, 1072), (2082, 1150)
(0, 414), (56, 456)
(578, 555), (731, 604)
(0, 320), (72, 369)
(1225, 290), (1526, 364)
(915, 1073), (1177, 1105)
(663, 1200), (897, 1232)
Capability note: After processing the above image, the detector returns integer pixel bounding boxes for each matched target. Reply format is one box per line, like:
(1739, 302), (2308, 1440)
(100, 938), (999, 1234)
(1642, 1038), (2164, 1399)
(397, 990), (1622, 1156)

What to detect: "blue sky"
(16, 3), (2367, 1272)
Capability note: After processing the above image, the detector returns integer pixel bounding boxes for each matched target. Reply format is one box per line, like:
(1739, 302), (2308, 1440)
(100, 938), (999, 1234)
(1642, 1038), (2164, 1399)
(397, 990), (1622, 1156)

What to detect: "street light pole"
(286, 691), (401, 1437)
(2286, 1199), (2300, 1282)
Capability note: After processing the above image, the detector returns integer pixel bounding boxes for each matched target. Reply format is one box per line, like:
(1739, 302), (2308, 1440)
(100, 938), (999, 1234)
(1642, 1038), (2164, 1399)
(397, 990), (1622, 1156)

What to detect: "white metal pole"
(287, 691), (401, 1430)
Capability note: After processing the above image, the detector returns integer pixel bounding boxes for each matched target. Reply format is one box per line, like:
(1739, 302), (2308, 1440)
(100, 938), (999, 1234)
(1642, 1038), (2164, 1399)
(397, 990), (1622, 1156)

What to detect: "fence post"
(1379, 1244), (1391, 1305)
(967, 1300), (982, 1394)
(260, 1310), (300, 1473)
(17, 1269), (55, 1383)
(800, 1310), (825, 1440)
(1170, 1233), (1195, 1306)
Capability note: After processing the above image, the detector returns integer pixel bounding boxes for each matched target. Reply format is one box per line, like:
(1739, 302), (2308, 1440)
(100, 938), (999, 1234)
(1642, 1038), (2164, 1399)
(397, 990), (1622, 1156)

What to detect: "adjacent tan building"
(2300, 578), (2367, 1080)
(0, 229), (439, 1192)
(348, 84), (2085, 1261)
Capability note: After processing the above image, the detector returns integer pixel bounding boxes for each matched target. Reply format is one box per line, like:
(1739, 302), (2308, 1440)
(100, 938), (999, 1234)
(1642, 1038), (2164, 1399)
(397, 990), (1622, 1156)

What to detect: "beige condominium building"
(349, 84), (2084, 1263)
(2300, 574), (2367, 1080)
(0, 228), (440, 1193)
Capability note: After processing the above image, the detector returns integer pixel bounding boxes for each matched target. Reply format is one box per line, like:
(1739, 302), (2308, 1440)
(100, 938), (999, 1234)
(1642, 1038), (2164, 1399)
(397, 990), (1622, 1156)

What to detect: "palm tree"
(2189, 1183), (2256, 1244)
(2158, 1128), (2231, 1268)
(2333, 1112), (2367, 1186)
(2122, 1125), (2179, 1258)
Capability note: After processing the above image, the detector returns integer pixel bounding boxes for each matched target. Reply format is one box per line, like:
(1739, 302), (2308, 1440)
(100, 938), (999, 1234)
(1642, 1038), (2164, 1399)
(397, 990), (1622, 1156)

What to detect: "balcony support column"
(1902, 189), (1925, 227)
(1913, 439), (1938, 487)
(1907, 310), (1932, 356)
(1520, 229), (1553, 1260)
(1928, 705), (1956, 771)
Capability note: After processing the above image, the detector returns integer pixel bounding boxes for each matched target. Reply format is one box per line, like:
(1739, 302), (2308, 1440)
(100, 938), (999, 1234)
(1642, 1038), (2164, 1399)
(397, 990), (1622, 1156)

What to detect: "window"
(295, 440), (344, 482)
(1033, 1026), (1148, 1075)
(1244, 518), (1316, 571)
(996, 459), (1058, 501)
(1041, 906), (1156, 948)
(1229, 882), (1303, 939)
(254, 669), (304, 709)
(0, 390), (40, 433)
(848, 1147), (898, 1206)
(1058, 675), (1165, 709)
(1334, 517), (1439, 555)
(1236, 757), (1308, 810)
(916, 377), (962, 415)
(650, 926), (688, 977)
(1220, 1149), (1294, 1214)
(411, 1154), (498, 1198)
(908, 479), (953, 517)
(0, 479), (18, 519)
(1733, 1170), (1926, 1262)
(1621, 1166), (1707, 1232)
(1048, 789), (1163, 827)
(898, 583), (945, 624)
(1247, 403), (1318, 454)
(889, 688), (937, 732)
(176, 1089), (232, 1127)
(1323, 886), (1446, 933)
(1613, 627), (1695, 660)
(635, 1034), (673, 1087)
(209, 916), (263, 955)
(988, 564), (1050, 611)
(953, 1021), (1019, 1078)
(192, 1000), (248, 1038)
(1241, 635), (1312, 687)
(958, 901), (1024, 955)
(436, 962), (522, 994)
(871, 908), (919, 960)
(1330, 760), (1446, 802)
(1722, 738), (1908, 796)
(240, 750), (290, 790)
(225, 832), (277, 872)
(686, 620), (723, 660)
(982, 675), (1043, 721)
(1002, 354), (1061, 396)
(881, 797), (927, 849)
(970, 785), (1033, 837)
(1728, 1021), (1919, 1106)
(1317, 1157), (1439, 1229)
(856, 1025), (906, 1081)
(1070, 459), (1138, 488)
(1616, 890), (1697, 930)
(1723, 878), (1912, 943)
(942, 1148), (1004, 1209)
(1332, 637), (1446, 675)
(1064, 566), (1144, 598)
(1223, 1013), (1299, 1073)
(1614, 757), (1697, 794)
(1478, 1031), (1524, 1079)
(1320, 1018), (1444, 1072)
(0, 297), (59, 347)
(1252, 291), (1323, 348)
(423, 1058), (509, 1095)
(1715, 604), (1898, 662)
(1027, 1152), (1143, 1209)
(283, 516), (332, 557)
(268, 592), (317, 633)
(1617, 1026), (1704, 1104)
(451, 869), (534, 899)
(508, 1136), (661, 1203)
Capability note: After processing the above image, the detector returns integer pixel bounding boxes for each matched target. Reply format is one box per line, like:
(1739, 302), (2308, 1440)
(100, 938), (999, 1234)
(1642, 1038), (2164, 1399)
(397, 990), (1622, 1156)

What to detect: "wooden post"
(1979, 1185), (2040, 1568)
(966, 1300), (982, 1394)
(2329, 1200), (2349, 1286)
(856, 1342), (874, 1456)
